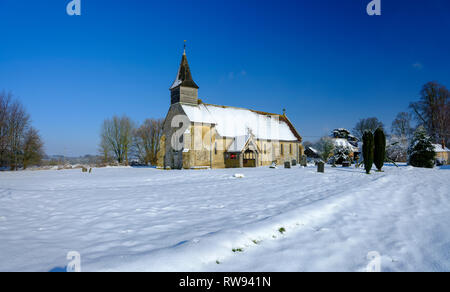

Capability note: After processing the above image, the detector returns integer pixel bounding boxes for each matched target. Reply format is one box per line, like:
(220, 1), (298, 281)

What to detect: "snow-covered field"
(0, 165), (449, 272)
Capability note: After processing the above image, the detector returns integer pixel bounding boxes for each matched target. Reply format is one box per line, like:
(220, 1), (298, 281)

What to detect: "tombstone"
(342, 161), (351, 168)
(89, 168), (92, 173)
(292, 159), (297, 166)
(270, 162), (277, 169)
(284, 161), (291, 169)
(301, 155), (307, 167)
(317, 161), (325, 173)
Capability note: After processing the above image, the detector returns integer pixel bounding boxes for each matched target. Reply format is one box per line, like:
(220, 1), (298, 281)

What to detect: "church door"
(243, 150), (257, 167)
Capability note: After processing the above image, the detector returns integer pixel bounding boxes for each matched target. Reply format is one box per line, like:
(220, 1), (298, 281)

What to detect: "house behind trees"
(434, 143), (449, 165)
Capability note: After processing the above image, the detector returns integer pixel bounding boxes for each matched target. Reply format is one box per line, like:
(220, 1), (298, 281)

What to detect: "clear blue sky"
(1, 0), (449, 156)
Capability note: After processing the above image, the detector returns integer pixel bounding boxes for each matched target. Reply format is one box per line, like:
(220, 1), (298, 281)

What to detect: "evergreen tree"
(330, 145), (351, 165)
(374, 128), (386, 171)
(408, 126), (436, 168)
(362, 130), (374, 174)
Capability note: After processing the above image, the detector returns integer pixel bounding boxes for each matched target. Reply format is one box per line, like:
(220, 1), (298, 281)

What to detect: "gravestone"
(292, 160), (297, 166)
(317, 161), (325, 173)
(284, 161), (291, 169)
(301, 155), (307, 167)
(342, 161), (351, 167)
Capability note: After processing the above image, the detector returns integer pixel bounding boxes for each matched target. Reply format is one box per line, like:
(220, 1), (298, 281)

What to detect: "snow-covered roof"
(334, 128), (350, 134)
(308, 147), (319, 154)
(227, 136), (251, 153)
(170, 78), (182, 90)
(333, 138), (358, 152)
(181, 104), (216, 124)
(433, 144), (450, 152)
(181, 104), (299, 141)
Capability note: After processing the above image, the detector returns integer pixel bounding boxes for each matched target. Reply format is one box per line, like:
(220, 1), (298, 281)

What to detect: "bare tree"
(0, 91), (45, 171)
(22, 127), (44, 169)
(100, 115), (135, 164)
(133, 118), (164, 165)
(386, 135), (408, 162)
(314, 136), (335, 162)
(7, 99), (30, 170)
(353, 117), (384, 140)
(410, 82), (449, 145)
(391, 112), (413, 139)
(98, 136), (113, 165)
(302, 141), (314, 149)
(0, 91), (12, 167)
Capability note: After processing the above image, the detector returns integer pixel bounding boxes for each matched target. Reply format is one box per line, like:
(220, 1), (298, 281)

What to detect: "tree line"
(99, 115), (164, 166)
(0, 91), (44, 170)
(304, 81), (449, 164)
(386, 81), (449, 163)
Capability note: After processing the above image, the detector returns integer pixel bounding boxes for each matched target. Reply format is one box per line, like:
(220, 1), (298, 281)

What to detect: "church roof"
(170, 52), (199, 90)
(227, 136), (251, 153)
(180, 103), (301, 142)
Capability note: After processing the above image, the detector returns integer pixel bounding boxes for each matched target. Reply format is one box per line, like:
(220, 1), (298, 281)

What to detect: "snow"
(180, 104), (216, 125)
(333, 138), (358, 152)
(181, 104), (298, 141)
(308, 147), (319, 154)
(0, 165), (449, 272)
(170, 78), (182, 90)
(170, 62), (183, 90)
(227, 136), (250, 153)
(433, 144), (450, 153)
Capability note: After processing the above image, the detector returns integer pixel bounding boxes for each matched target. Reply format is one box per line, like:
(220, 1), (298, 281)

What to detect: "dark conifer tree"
(408, 126), (436, 168)
(374, 128), (386, 171)
(363, 130), (374, 174)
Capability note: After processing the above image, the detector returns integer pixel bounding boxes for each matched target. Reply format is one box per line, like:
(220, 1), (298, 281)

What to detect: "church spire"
(170, 43), (199, 105)
(170, 42), (199, 90)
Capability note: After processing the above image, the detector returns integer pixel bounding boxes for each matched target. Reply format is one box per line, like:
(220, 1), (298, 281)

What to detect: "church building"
(157, 49), (303, 169)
